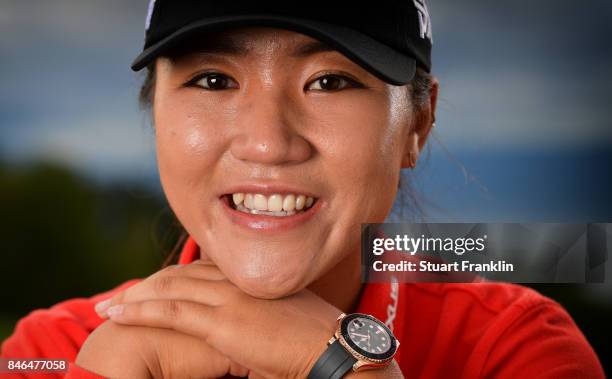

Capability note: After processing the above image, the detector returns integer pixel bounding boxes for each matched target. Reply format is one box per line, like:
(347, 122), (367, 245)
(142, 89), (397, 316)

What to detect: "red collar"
(177, 235), (406, 360)
(178, 235), (200, 264)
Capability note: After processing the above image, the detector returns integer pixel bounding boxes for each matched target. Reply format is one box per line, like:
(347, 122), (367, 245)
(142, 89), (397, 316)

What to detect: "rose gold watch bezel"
(333, 313), (399, 371)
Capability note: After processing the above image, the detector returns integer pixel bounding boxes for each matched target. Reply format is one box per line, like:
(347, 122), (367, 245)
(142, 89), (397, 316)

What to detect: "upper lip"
(219, 182), (320, 199)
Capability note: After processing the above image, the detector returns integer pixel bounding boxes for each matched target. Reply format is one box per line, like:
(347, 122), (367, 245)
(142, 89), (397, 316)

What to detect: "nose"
(229, 90), (313, 166)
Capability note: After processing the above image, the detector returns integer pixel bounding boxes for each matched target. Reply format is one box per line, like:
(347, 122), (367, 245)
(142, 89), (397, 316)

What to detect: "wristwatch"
(307, 312), (399, 379)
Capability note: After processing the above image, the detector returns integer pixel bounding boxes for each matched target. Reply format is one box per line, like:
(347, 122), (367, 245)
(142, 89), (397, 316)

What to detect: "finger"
(95, 262), (227, 315)
(191, 258), (218, 266)
(94, 261), (227, 317)
(106, 299), (218, 346)
(96, 276), (232, 318)
(161, 261), (227, 281)
(152, 327), (251, 379)
(108, 301), (258, 377)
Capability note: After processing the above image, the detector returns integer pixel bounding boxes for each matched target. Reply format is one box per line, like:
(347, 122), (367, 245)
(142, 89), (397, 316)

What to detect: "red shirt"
(1, 235), (605, 378)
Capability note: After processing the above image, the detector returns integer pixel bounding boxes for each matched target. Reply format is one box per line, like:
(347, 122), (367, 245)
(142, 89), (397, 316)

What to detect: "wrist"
(344, 359), (404, 379)
(306, 313), (400, 379)
(301, 316), (340, 378)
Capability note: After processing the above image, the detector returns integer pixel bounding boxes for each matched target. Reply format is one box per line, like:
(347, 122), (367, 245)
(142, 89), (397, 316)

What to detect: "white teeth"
(295, 195), (306, 210)
(229, 192), (317, 216)
(244, 193), (254, 208)
(253, 194), (268, 210)
(283, 194), (296, 211)
(236, 203), (297, 216)
(305, 196), (314, 208)
(268, 194), (284, 212)
(232, 193), (244, 205)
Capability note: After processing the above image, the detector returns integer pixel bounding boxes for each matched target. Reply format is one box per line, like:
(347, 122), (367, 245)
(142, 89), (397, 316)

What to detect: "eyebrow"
(175, 38), (336, 59)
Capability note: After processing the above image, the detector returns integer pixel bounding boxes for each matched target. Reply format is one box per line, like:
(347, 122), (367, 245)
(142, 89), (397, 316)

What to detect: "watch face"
(340, 313), (397, 361)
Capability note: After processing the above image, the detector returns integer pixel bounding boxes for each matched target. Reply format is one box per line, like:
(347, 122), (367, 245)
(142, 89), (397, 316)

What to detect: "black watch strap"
(307, 339), (357, 379)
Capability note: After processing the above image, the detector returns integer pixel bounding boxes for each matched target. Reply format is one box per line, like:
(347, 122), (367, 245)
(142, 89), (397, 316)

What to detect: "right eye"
(189, 73), (239, 90)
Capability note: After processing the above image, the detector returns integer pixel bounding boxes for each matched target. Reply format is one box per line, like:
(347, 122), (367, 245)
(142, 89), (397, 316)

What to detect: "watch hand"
(350, 332), (369, 338)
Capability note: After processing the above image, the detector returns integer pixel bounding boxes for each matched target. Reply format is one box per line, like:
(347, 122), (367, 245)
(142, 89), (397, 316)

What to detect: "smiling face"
(152, 26), (434, 298)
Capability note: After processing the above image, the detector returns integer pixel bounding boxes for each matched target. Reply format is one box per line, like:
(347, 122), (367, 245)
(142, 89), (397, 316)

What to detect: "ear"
(401, 76), (439, 169)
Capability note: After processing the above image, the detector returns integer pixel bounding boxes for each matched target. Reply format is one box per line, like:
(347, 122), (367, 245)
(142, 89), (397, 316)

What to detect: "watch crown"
(336, 312), (346, 321)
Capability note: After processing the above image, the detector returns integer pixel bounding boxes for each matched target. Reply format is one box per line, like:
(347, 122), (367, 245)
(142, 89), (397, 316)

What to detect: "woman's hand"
(94, 260), (342, 378)
(76, 318), (252, 378)
(76, 261), (256, 378)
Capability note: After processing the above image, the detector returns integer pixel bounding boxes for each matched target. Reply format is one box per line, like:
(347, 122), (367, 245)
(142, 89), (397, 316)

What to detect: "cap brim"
(131, 14), (416, 85)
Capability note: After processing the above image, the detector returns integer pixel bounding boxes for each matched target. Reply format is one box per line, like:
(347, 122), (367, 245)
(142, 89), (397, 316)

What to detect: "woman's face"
(154, 27), (420, 298)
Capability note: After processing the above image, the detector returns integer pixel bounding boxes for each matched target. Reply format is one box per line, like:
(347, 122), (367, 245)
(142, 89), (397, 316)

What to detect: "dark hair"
(139, 61), (435, 267)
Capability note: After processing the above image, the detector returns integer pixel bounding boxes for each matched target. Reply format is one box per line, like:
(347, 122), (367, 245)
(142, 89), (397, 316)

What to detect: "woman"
(1, 2), (605, 378)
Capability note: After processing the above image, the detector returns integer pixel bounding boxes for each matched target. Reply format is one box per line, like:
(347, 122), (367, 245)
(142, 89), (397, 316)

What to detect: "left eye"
(306, 75), (360, 91)
(188, 72), (239, 90)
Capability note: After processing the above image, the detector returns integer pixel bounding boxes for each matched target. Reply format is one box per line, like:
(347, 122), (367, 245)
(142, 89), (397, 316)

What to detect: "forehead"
(166, 26), (338, 62)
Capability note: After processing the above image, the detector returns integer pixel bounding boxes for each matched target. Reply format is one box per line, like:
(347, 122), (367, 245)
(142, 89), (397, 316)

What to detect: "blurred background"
(1, 0), (611, 374)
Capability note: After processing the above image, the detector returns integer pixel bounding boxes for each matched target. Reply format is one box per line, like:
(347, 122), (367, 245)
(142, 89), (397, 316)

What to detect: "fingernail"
(94, 299), (112, 314)
(106, 304), (124, 317)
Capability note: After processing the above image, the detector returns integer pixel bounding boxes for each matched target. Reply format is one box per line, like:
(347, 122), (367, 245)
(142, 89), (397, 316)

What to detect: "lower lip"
(220, 195), (323, 233)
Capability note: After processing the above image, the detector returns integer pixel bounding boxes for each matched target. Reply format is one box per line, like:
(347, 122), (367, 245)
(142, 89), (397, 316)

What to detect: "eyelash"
(184, 71), (238, 90)
(183, 71), (366, 91)
(306, 73), (366, 91)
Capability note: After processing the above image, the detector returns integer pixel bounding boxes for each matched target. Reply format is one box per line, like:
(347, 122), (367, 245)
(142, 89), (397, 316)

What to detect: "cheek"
(309, 94), (408, 218)
(154, 94), (230, 227)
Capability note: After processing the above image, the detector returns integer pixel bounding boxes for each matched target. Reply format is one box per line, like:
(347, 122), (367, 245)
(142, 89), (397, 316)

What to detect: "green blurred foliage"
(0, 159), (182, 340)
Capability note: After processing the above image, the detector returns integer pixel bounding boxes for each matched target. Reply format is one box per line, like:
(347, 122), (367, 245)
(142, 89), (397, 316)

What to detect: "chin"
(225, 261), (313, 299)
(206, 237), (320, 298)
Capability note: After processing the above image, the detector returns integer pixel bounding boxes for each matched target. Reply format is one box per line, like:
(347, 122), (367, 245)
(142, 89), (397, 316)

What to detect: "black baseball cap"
(131, 1), (433, 85)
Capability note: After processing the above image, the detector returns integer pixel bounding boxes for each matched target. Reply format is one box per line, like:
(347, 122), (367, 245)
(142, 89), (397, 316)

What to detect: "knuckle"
(162, 299), (182, 320)
(153, 275), (176, 295)
(149, 264), (179, 281)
